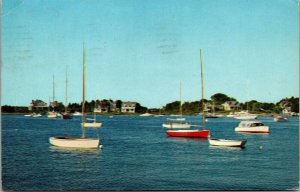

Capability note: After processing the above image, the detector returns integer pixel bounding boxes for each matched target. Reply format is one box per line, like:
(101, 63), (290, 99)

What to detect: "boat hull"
(166, 130), (210, 138)
(235, 126), (269, 133)
(49, 136), (100, 148)
(82, 122), (102, 128)
(209, 138), (247, 147)
(234, 116), (257, 120)
(162, 123), (191, 129)
(62, 113), (72, 119)
(274, 117), (288, 122)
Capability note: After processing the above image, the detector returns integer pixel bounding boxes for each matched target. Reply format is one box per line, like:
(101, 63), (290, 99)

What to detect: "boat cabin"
(238, 121), (265, 128)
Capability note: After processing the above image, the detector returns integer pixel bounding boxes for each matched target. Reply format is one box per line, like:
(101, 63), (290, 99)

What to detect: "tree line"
(1, 93), (299, 115)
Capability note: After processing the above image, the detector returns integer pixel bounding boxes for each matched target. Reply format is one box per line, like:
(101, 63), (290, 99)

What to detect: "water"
(2, 114), (299, 190)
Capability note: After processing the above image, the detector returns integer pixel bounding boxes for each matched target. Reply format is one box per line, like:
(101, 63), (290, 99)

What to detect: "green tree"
(135, 103), (147, 113)
(211, 93), (236, 105)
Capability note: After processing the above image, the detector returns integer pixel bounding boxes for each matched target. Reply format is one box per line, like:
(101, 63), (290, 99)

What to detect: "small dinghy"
(209, 138), (247, 147)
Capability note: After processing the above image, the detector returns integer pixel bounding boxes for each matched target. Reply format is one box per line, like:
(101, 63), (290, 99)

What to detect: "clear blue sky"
(2, 0), (299, 108)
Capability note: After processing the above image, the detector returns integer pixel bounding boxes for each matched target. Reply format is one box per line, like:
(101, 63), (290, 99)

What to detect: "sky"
(2, 0), (299, 108)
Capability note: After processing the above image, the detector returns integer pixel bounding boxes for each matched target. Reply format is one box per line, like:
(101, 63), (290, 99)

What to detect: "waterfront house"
(29, 99), (48, 112)
(121, 102), (137, 113)
(222, 101), (240, 111)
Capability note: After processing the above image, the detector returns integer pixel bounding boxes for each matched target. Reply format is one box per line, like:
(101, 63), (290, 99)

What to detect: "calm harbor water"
(2, 114), (299, 190)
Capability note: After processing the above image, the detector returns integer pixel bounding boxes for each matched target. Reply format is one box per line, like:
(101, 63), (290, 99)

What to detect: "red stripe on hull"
(166, 130), (210, 138)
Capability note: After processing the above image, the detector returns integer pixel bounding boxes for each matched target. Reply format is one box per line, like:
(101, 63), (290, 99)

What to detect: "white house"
(222, 101), (240, 111)
(121, 102), (137, 113)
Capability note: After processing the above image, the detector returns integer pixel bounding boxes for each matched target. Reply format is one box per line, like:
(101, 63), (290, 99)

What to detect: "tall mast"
(65, 66), (68, 112)
(179, 82), (182, 116)
(82, 44), (86, 138)
(200, 49), (205, 128)
(53, 75), (55, 102)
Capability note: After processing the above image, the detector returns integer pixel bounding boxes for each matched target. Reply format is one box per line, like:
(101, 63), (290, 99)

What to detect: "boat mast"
(180, 82), (182, 116)
(82, 44), (86, 138)
(65, 66), (68, 112)
(52, 75), (55, 111)
(200, 49), (205, 128)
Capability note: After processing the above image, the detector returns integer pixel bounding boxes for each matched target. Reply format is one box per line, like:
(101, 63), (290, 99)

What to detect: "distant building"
(222, 101), (240, 111)
(94, 100), (119, 113)
(121, 102), (137, 113)
(29, 99), (48, 111)
(279, 99), (292, 115)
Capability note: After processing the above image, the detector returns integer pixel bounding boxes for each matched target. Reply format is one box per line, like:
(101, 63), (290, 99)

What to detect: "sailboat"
(49, 44), (101, 148)
(62, 66), (72, 119)
(48, 75), (58, 118)
(162, 83), (191, 129)
(166, 49), (210, 138)
(82, 101), (102, 128)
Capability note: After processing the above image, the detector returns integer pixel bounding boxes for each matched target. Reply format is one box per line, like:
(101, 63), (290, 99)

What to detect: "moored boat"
(47, 111), (58, 118)
(49, 44), (101, 149)
(274, 116), (288, 122)
(49, 136), (99, 148)
(82, 122), (102, 128)
(162, 122), (191, 129)
(209, 138), (247, 147)
(166, 130), (210, 138)
(165, 49), (209, 138)
(235, 121), (269, 133)
(73, 111), (82, 116)
(233, 111), (257, 120)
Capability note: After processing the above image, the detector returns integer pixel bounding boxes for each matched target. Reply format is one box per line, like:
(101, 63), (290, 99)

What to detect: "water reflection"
(49, 146), (101, 155)
(167, 136), (208, 143)
(209, 145), (245, 151)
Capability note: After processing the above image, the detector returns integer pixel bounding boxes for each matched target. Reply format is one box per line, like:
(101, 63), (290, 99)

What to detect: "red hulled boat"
(166, 130), (210, 138)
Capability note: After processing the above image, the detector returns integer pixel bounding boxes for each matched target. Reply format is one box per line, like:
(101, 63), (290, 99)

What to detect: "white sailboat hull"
(49, 137), (100, 148)
(82, 122), (102, 128)
(209, 138), (247, 147)
(162, 122), (191, 129)
(48, 113), (57, 118)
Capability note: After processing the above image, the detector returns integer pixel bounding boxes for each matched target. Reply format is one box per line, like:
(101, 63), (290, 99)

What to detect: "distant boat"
(233, 111), (257, 120)
(163, 122), (191, 129)
(47, 111), (58, 118)
(162, 83), (191, 129)
(273, 116), (288, 122)
(49, 44), (101, 149)
(73, 111), (82, 116)
(205, 113), (218, 118)
(167, 117), (186, 121)
(208, 138), (247, 148)
(48, 75), (58, 119)
(140, 113), (153, 117)
(166, 49), (210, 138)
(235, 121), (269, 133)
(32, 113), (42, 118)
(62, 66), (72, 120)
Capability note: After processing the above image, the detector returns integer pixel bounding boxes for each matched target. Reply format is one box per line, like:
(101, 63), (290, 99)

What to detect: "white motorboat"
(235, 121), (269, 133)
(274, 116), (289, 122)
(209, 138), (247, 147)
